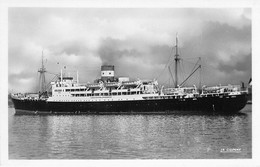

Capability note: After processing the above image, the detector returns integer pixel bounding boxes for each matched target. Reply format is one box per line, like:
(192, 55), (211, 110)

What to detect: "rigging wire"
(182, 58), (217, 75)
(168, 66), (175, 84)
(45, 75), (60, 91)
(36, 71), (39, 92)
(179, 65), (201, 87)
(155, 46), (175, 80)
(183, 58), (201, 86)
(189, 58), (200, 74)
(180, 59), (187, 85)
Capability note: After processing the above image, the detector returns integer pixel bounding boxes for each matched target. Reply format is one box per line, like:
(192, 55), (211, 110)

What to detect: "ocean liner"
(11, 37), (248, 115)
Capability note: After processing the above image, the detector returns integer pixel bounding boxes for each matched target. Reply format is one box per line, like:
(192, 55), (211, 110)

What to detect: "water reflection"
(9, 105), (252, 159)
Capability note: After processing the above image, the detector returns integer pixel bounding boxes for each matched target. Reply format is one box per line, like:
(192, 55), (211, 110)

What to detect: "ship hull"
(11, 94), (248, 115)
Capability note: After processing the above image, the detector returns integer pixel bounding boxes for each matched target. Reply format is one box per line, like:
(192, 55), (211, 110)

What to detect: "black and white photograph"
(1, 0), (260, 166)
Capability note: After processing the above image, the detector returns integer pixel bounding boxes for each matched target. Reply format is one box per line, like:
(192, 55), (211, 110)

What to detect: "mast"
(38, 51), (47, 92)
(174, 33), (180, 88)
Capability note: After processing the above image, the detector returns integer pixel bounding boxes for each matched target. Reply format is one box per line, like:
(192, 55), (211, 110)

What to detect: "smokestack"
(101, 65), (115, 82)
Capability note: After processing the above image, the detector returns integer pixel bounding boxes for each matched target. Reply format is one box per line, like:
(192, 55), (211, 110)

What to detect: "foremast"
(174, 34), (180, 88)
(38, 51), (46, 93)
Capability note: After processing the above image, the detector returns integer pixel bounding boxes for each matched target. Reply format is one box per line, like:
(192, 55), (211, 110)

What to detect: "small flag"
(248, 78), (252, 85)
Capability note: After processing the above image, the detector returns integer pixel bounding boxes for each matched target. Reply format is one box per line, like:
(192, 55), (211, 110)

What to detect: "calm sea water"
(9, 105), (252, 159)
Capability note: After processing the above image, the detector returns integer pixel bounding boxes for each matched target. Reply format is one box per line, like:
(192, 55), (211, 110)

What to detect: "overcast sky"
(8, 8), (251, 93)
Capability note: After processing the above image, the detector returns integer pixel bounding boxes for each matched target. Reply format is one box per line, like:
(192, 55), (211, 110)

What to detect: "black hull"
(11, 94), (248, 115)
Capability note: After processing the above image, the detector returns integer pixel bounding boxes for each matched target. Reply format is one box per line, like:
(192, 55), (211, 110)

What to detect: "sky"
(8, 8), (251, 93)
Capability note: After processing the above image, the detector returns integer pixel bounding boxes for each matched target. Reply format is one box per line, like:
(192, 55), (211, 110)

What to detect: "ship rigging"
(10, 35), (248, 115)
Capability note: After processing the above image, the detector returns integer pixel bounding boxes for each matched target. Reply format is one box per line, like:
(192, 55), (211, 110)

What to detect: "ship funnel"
(101, 65), (115, 82)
